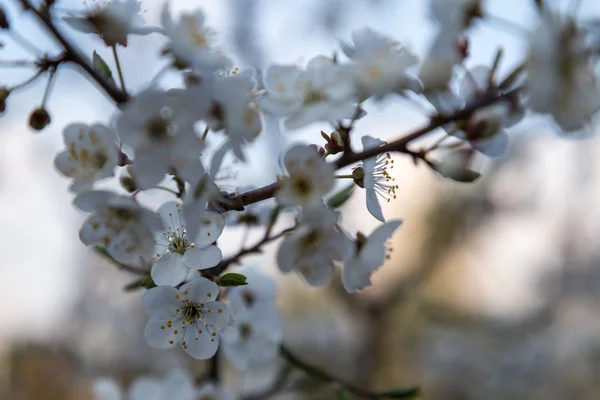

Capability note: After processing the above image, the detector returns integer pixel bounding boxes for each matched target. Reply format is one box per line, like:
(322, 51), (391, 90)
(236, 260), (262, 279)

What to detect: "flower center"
(167, 232), (190, 254)
(371, 153), (398, 203)
(242, 290), (256, 307)
(303, 87), (327, 105)
(182, 302), (203, 323)
(145, 115), (173, 142)
(239, 323), (253, 342)
(109, 206), (136, 221)
(291, 175), (313, 198)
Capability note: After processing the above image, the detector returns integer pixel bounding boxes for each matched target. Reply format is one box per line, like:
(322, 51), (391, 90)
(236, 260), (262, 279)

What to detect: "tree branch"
(17, 0), (130, 104)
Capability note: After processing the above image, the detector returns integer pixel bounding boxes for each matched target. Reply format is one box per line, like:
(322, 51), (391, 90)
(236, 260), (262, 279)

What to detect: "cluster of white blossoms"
(93, 369), (236, 400)
(5, 0), (593, 395)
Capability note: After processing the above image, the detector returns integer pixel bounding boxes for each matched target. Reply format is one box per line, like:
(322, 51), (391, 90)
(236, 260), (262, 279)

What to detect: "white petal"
(183, 325), (219, 359)
(276, 237), (297, 273)
(193, 212), (225, 247)
(361, 135), (386, 150)
(182, 245), (222, 270)
(151, 253), (189, 286)
(365, 187), (385, 222)
(144, 319), (182, 349)
(472, 130), (509, 158)
(128, 378), (162, 400)
(298, 257), (334, 287)
(342, 257), (372, 292)
(92, 378), (123, 400)
(157, 201), (185, 231)
(181, 277), (219, 303)
(73, 190), (113, 212)
(162, 370), (196, 400)
(141, 285), (181, 319)
(203, 301), (231, 329)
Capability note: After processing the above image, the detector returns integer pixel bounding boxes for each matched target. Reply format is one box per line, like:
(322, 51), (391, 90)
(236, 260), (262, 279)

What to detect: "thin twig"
(279, 345), (378, 399)
(111, 45), (126, 92)
(17, 0), (129, 104)
(208, 227), (293, 277)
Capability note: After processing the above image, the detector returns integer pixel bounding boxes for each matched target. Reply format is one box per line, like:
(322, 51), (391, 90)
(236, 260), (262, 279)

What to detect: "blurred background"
(2, 0), (600, 399)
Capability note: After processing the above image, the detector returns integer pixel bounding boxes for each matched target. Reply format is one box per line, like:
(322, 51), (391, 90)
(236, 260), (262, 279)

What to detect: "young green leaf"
(92, 51), (116, 86)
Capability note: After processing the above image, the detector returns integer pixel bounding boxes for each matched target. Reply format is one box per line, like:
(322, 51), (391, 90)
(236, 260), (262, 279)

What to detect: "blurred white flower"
(161, 5), (232, 74)
(277, 144), (335, 207)
(342, 220), (402, 292)
(277, 205), (352, 287)
(152, 201), (223, 286)
(260, 55), (357, 130)
(54, 123), (119, 193)
(197, 382), (238, 400)
(222, 267), (281, 370)
(64, 0), (162, 47)
(186, 70), (262, 161)
(341, 27), (421, 100)
(355, 136), (398, 222)
(221, 303), (282, 371)
(115, 89), (204, 188)
(420, 0), (483, 90)
(142, 278), (231, 360)
(227, 266), (278, 310)
(526, 11), (600, 132)
(75, 190), (161, 265)
(93, 369), (197, 400)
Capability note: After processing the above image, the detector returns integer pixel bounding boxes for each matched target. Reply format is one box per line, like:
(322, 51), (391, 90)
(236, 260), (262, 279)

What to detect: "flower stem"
(112, 45), (126, 92)
(40, 67), (57, 107)
(335, 174), (354, 179)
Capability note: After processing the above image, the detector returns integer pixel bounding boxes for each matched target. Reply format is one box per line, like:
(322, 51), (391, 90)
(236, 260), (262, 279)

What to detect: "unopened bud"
(28, 107), (51, 131)
(0, 87), (9, 113)
(0, 7), (9, 30)
(324, 130), (344, 154)
(352, 166), (365, 188)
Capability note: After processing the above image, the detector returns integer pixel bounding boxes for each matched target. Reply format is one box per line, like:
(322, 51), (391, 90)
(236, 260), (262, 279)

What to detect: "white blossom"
(221, 303), (282, 370)
(277, 144), (335, 207)
(526, 11), (600, 132)
(64, 0), (161, 47)
(222, 267), (281, 370)
(227, 266), (278, 310)
(341, 27), (421, 100)
(277, 205), (353, 287)
(342, 220), (402, 292)
(197, 382), (238, 400)
(54, 123), (119, 193)
(92, 369), (197, 400)
(420, 0), (483, 90)
(355, 136), (398, 222)
(152, 201), (224, 286)
(160, 5), (232, 74)
(260, 55), (357, 130)
(142, 278), (231, 360)
(75, 190), (161, 265)
(185, 70), (262, 160)
(115, 89), (204, 189)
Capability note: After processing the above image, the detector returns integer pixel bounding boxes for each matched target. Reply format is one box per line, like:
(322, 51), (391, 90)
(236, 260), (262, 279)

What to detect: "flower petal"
(182, 245), (222, 270)
(128, 378), (162, 400)
(181, 277), (219, 303)
(193, 212), (225, 247)
(183, 324), (219, 360)
(151, 252), (189, 286)
(156, 201), (185, 232)
(472, 130), (509, 158)
(141, 285), (181, 319)
(92, 378), (123, 400)
(203, 301), (231, 330)
(365, 186), (385, 222)
(144, 319), (182, 349)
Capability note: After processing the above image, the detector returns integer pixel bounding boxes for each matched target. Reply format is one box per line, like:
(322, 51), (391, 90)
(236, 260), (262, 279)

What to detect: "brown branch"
(207, 227), (293, 277)
(280, 345), (379, 399)
(17, 0), (130, 104)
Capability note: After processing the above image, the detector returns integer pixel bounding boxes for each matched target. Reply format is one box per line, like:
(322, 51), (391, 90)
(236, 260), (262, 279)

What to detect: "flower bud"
(0, 7), (9, 30)
(436, 148), (480, 183)
(0, 87), (9, 113)
(352, 166), (366, 188)
(323, 130), (344, 154)
(28, 107), (51, 131)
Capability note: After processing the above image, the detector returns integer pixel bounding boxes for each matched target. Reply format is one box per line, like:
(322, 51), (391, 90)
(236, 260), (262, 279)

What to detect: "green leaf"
(444, 169), (481, 183)
(217, 273), (248, 287)
(377, 387), (421, 399)
(123, 279), (145, 291)
(327, 183), (355, 209)
(92, 51), (115, 86)
(336, 387), (355, 400)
